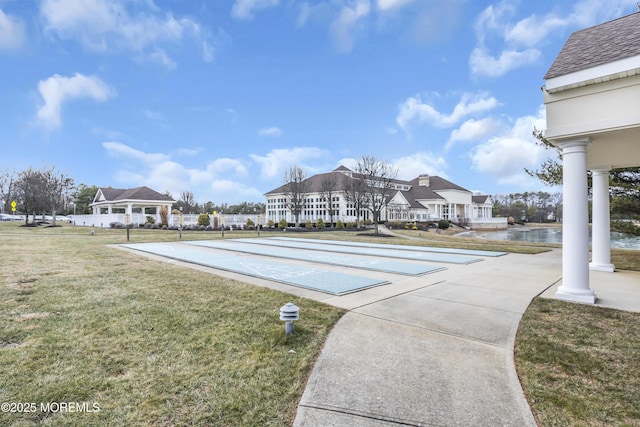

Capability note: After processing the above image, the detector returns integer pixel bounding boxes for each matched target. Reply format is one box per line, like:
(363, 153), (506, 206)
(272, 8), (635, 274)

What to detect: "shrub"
(438, 219), (450, 230)
(611, 220), (640, 236)
(268, 220), (275, 228)
(317, 218), (325, 229)
(336, 220), (344, 229)
(278, 219), (288, 229)
(246, 218), (255, 228)
(145, 215), (155, 225)
(197, 214), (211, 227)
(305, 220), (313, 229)
(159, 206), (168, 226)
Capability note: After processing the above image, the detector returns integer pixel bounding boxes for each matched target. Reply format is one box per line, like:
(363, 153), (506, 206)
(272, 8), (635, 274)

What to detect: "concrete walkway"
(293, 248), (640, 427)
(118, 236), (640, 426)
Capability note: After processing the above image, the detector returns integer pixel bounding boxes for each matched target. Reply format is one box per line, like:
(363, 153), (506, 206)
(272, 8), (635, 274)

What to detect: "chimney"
(418, 174), (430, 187)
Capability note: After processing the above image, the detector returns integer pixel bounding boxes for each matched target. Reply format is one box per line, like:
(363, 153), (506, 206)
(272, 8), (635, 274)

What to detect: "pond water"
(473, 227), (640, 250)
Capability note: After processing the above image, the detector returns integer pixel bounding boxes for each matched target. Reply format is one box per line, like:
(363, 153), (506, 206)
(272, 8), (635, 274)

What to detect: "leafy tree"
(15, 167), (48, 225)
(354, 155), (398, 234)
(524, 128), (563, 186)
(527, 128), (639, 221)
(73, 184), (99, 215)
(282, 165), (308, 227)
(610, 168), (640, 220)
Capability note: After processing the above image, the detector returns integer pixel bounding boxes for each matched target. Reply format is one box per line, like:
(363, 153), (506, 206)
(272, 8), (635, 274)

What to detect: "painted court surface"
(122, 237), (507, 296)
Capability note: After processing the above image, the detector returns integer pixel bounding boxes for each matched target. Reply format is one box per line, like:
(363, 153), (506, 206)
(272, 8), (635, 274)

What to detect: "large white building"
(265, 166), (503, 228)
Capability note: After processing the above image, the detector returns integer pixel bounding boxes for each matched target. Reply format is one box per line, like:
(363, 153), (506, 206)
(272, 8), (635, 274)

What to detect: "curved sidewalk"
(294, 249), (562, 426)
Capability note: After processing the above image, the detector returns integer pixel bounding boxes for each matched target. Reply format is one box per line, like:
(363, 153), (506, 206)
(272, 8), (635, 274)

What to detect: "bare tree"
(178, 191), (196, 213)
(343, 176), (368, 229)
(319, 173), (338, 226)
(282, 165), (308, 227)
(355, 155), (398, 234)
(0, 168), (17, 214)
(41, 165), (75, 226)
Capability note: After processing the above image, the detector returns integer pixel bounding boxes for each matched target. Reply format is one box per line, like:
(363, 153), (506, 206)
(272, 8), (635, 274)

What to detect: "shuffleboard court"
(121, 243), (388, 295)
(267, 237), (508, 257)
(186, 240), (444, 276)
(230, 238), (483, 264)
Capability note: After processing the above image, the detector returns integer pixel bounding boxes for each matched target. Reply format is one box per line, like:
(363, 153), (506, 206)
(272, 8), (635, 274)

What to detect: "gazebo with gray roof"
(543, 11), (640, 303)
(90, 186), (176, 220)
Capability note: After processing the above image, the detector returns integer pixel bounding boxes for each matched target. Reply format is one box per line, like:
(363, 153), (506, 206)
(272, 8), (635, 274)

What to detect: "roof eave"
(545, 55), (640, 94)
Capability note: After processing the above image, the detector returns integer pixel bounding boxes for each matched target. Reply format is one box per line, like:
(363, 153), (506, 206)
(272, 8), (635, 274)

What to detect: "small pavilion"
(543, 12), (640, 303)
(90, 186), (175, 218)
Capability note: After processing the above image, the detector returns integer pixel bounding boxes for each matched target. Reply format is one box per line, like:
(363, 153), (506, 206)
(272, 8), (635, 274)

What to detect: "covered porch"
(543, 12), (640, 303)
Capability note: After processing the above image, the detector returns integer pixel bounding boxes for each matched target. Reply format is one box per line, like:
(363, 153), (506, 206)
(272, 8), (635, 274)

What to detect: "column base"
(589, 262), (615, 272)
(556, 286), (597, 304)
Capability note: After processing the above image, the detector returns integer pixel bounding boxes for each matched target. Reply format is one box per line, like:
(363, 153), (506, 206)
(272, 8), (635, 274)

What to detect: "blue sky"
(1, 0), (637, 204)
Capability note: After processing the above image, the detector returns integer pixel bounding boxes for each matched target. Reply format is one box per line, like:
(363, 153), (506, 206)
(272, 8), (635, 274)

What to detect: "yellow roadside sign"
(11, 200), (16, 212)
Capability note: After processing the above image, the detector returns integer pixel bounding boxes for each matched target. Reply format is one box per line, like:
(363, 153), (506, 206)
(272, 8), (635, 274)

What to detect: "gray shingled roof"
(265, 171), (358, 195)
(472, 195), (489, 204)
(545, 12), (640, 80)
(98, 186), (175, 202)
(265, 166), (472, 201)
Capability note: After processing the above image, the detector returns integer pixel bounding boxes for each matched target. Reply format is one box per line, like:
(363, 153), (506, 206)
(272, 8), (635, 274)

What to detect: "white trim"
(545, 55), (640, 93)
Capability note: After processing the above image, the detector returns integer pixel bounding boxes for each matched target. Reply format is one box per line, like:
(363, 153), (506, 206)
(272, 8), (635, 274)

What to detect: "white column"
(590, 168), (615, 272)
(556, 139), (596, 303)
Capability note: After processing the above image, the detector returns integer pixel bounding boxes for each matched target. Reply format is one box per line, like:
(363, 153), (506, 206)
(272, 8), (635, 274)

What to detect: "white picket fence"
(69, 213), (265, 228)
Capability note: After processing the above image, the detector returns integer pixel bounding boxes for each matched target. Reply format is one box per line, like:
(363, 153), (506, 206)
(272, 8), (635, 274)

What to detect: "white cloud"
(470, 106), (548, 185)
(40, 0), (215, 67)
(469, 0), (638, 78)
(0, 8), (26, 50)
(396, 92), (499, 136)
(231, 0), (279, 21)
(249, 147), (328, 179)
(469, 47), (540, 78)
(103, 141), (255, 203)
(142, 109), (165, 122)
(445, 117), (503, 151)
(141, 48), (177, 70)
(330, 0), (371, 53)
(469, 3), (540, 78)
(392, 152), (448, 180)
(377, 0), (414, 11)
(103, 141), (169, 163)
(336, 153), (447, 180)
(36, 73), (115, 129)
(210, 180), (263, 200)
(258, 126), (283, 137)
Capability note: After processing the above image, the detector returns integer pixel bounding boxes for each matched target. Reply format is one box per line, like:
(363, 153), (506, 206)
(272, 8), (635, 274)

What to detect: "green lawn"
(0, 224), (344, 426)
(1, 222), (639, 426)
(516, 298), (640, 426)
